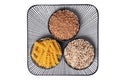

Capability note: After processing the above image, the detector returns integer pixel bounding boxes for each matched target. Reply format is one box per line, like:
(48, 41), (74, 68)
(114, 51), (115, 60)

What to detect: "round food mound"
(49, 10), (79, 40)
(31, 38), (62, 69)
(64, 39), (94, 70)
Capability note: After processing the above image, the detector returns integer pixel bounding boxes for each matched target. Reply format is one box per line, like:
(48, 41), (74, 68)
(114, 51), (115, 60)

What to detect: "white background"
(0, 0), (120, 80)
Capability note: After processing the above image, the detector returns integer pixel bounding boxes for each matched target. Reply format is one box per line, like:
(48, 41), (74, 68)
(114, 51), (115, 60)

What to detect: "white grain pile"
(64, 39), (94, 69)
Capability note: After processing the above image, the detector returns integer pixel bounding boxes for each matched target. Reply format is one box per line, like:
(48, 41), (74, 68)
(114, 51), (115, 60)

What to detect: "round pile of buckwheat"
(64, 39), (94, 69)
(49, 10), (79, 40)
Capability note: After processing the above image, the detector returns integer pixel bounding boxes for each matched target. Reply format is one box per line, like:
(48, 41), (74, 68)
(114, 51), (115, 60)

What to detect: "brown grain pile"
(64, 39), (94, 70)
(49, 10), (79, 40)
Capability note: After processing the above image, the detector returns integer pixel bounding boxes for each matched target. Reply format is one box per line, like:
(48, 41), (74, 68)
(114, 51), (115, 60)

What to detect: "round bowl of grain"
(31, 38), (62, 69)
(64, 38), (95, 70)
(48, 9), (79, 41)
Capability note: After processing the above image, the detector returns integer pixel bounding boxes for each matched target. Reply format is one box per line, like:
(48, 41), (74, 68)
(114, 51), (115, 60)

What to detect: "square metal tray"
(27, 4), (99, 76)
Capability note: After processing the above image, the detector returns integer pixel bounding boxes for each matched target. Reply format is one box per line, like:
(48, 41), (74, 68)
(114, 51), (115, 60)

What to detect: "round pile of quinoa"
(49, 10), (79, 40)
(64, 39), (94, 70)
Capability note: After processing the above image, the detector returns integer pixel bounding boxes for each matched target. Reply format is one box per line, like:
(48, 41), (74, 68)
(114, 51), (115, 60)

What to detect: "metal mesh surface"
(27, 4), (99, 76)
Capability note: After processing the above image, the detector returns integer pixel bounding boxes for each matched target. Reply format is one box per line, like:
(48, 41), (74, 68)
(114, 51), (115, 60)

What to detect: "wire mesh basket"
(27, 4), (99, 76)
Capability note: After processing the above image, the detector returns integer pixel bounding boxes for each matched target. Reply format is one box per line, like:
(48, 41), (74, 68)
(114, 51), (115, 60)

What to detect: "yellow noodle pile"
(31, 39), (61, 68)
